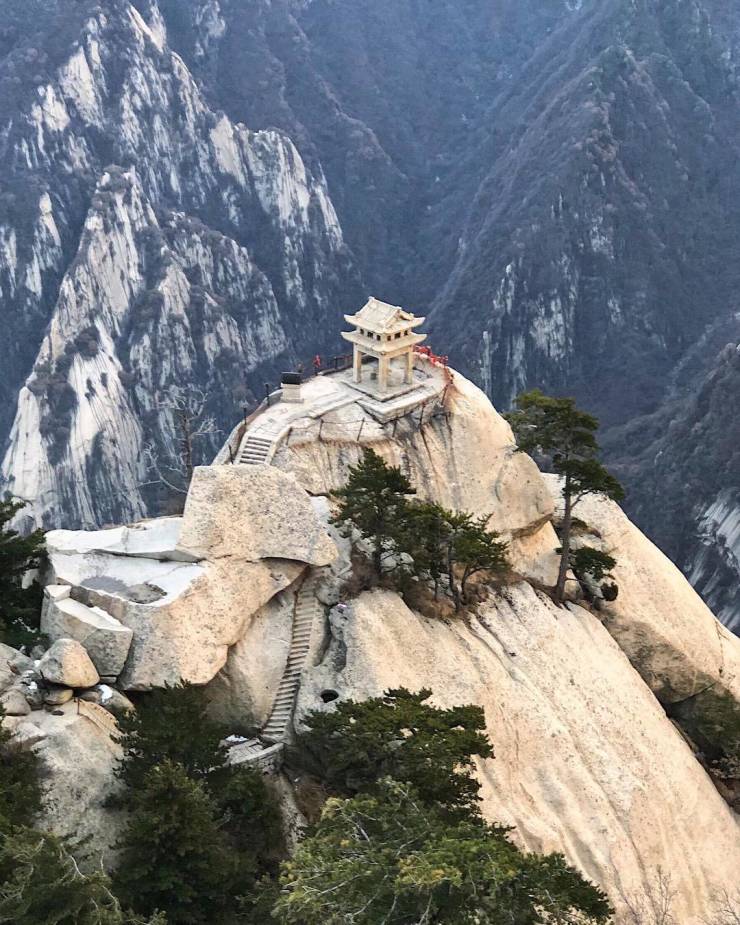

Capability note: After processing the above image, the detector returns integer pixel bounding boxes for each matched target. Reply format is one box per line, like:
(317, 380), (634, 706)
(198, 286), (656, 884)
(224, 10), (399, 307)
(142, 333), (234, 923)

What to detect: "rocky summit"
(5, 358), (738, 923)
(2, 0), (740, 632)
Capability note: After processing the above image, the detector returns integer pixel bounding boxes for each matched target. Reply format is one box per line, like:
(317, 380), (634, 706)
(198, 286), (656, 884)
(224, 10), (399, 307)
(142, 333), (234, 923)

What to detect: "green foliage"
(272, 778), (613, 925)
(332, 449), (414, 576)
(299, 688), (493, 818)
(0, 704), (43, 833)
(570, 547), (617, 582)
(114, 683), (228, 796)
(332, 457), (508, 610)
(208, 763), (285, 880)
(403, 503), (508, 609)
(0, 496), (45, 647)
(0, 827), (163, 925)
(506, 390), (624, 601)
(113, 761), (227, 925)
(113, 683), (285, 920)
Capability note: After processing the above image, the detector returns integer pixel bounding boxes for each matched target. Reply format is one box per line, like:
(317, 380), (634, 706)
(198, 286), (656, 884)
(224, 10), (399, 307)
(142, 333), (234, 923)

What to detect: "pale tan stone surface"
(0, 643), (32, 693)
(33, 702), (123, 866)
(297, 587), (740, 925)
(118, 558), (305, 690)
(206, 584), (296, 727)
(507, 521), (561, 588)
(544, 475), (740, 706)
(272, 370), (553, 540)
(178, 465), (337, 566)
(39, 638), (100, 688)
(41, 592), (133, 677)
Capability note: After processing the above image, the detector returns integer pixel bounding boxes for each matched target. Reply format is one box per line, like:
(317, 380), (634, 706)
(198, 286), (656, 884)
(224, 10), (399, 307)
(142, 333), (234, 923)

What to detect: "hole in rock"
(321, 689), (339, 704)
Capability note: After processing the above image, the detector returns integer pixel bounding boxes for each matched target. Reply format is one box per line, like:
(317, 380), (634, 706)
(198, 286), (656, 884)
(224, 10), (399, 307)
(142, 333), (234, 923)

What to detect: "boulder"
(39, 639), (100, 689)
(89, 685), (135, 717)
(177, 465), (338, 566)
(44, 685), (75, 706)
(118, 558), (305, 690)
(41, 590), (133, 677)
(1, 687), (31, 716)
(297, 586), (740, 924)
(45, 517), (196, 562)
(0, 643), (33, 694)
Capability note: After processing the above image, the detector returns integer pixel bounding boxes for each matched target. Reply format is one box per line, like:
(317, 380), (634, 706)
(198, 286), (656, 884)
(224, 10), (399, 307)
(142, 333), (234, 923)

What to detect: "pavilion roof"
(344, 297), (425, 334)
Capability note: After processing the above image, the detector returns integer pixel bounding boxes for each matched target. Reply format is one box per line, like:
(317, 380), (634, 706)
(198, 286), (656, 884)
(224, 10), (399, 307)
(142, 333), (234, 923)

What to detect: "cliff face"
(2, 0), (740, 631)
(27, 368), (740, 918)
(298, 586), (740, 925)
(605, 336), (740, 632)
(0, 0), (358, 529)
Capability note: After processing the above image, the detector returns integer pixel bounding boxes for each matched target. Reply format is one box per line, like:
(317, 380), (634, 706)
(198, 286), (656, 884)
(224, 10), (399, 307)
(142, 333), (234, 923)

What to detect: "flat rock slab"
(41, 591), (134, 678)
(178, 465), (337, 566)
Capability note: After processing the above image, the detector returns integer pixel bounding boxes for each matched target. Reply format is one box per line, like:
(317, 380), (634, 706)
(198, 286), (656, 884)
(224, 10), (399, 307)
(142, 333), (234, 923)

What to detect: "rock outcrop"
(178, 466), (338, 566)
(41, 588), (134, 677)
(38, 639), (99, 689)
(297, 586), (740, 925)
(272, 368), (557, 588)
(41, 463), (337, 690)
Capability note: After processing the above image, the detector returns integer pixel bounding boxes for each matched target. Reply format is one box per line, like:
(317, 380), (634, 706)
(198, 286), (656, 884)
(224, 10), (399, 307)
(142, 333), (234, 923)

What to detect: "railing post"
(357, 420), (365, 441)
(318, 420), (324, 441)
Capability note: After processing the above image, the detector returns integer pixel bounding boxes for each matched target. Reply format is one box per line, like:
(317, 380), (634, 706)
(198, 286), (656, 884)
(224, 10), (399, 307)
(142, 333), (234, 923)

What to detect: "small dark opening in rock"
(321, 690), (339, 704)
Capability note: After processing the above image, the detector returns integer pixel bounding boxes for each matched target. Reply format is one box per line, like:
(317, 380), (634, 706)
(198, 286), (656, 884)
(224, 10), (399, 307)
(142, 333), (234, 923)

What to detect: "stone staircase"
(238, 433), (274, 466)
(229, 573), (321, 767)
(262, 575), (318, 743)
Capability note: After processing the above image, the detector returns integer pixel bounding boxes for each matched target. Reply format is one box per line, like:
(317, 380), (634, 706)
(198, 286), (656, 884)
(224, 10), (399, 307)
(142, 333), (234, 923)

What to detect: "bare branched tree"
(705, 890), (740, 925)
(623, 869), (677, 925)
(143, 386), (219, 495)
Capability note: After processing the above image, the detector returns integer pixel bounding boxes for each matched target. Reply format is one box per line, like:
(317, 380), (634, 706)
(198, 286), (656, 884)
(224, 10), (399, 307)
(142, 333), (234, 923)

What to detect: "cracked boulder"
(41, 587), (133, 677)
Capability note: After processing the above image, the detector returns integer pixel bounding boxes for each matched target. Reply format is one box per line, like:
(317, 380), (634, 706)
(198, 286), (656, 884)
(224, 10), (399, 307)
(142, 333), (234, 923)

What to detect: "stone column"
(405, 349), (414, 384)
(353, 346), (363, 383)
(378, 355), (389, 393)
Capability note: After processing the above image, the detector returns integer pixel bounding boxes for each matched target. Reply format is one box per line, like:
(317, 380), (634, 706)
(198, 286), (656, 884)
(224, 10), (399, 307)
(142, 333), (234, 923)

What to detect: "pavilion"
(341, 297), (427, 394)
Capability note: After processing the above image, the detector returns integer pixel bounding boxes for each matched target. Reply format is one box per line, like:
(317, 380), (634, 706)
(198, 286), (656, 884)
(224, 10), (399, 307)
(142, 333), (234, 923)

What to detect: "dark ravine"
(0, 0), (739, 628)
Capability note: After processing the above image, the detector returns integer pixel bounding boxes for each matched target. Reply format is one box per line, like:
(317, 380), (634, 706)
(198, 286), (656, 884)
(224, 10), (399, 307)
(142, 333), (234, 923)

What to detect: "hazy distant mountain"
(0, 0), (738, 626)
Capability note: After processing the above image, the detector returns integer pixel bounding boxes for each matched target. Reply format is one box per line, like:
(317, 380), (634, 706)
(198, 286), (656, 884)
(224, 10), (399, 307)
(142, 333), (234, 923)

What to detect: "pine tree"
(0, 704), (43, 833)
(0, 827), (164, 925)
(0, 497), (45, 646)
(272, 779), (613, 925)
(113, 761), (229, 925)
(113, 683), (285, 914)
(506, 390), (624, 602)
(332, 449), (414, 576)
(403, 504), (508, 610)
(114, 683), (228, 796)
(298, 688), (493, 818)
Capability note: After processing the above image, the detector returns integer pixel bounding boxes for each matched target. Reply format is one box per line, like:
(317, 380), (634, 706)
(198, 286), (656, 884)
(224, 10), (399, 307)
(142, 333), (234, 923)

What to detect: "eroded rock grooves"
(14, 363), (738, 923)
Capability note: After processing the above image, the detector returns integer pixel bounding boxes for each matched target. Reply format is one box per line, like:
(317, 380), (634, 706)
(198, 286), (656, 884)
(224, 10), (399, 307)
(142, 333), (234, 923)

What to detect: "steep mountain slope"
(0, 0), (359, 528)
(605, 326), (740, 631)
(428, 0), (740, 424)
(1, 0), (739, 629)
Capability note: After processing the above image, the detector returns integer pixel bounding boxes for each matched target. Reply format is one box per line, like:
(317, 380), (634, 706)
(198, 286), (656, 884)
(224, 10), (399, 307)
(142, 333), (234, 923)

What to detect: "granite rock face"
(544, 476), (740, 708)
(178, 466), (338, 566)
(297, 587), (740, 925)
(41, 589), (133, 677)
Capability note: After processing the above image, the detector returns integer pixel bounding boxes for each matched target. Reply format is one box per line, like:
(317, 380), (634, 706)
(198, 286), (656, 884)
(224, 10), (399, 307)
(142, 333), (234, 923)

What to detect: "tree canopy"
(298, 688), (493, 818)
(0, 497), (45, 646)
(332, 448), (415, 576)
(506, 390), (624, 601)
(272, 779), (613, 925)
